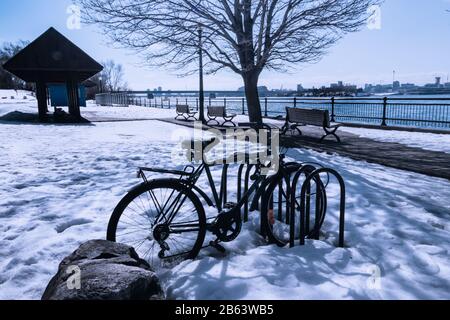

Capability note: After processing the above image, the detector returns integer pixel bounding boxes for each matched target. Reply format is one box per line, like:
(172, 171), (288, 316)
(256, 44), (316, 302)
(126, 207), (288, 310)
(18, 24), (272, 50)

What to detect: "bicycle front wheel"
(261, 165), (327, 247)
(107, 179), (206, 267)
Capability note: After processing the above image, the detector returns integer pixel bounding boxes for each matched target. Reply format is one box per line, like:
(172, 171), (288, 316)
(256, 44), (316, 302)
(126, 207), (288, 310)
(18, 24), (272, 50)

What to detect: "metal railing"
(95, 93), (129, 107)
(95, 93), (450, 130)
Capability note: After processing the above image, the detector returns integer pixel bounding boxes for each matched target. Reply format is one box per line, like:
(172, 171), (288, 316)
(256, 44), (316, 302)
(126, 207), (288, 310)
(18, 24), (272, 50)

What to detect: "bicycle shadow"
(163, 240), (369, 300)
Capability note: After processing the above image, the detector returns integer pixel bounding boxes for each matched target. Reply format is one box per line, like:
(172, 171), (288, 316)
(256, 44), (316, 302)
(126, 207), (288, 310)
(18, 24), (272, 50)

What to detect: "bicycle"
(107, 127), (328, 267)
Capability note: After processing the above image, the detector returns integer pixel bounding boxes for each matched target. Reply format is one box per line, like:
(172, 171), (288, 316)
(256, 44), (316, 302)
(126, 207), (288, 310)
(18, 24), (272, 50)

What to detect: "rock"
(42, 240), (164, 300)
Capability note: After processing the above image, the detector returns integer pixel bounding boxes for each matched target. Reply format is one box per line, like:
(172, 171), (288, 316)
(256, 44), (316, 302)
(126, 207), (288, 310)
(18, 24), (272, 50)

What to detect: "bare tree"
(0, 41), (29, 89)
(100, 60), (128, 92)
(77, 0), (378, 122)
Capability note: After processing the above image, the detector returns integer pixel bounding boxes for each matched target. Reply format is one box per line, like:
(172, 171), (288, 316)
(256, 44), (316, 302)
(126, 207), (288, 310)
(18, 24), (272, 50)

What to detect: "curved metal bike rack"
(227, 159), (346, 249)
(290, 167), (346, 248)
(254, 163), (346, 249)
(237, 164), (257, 222)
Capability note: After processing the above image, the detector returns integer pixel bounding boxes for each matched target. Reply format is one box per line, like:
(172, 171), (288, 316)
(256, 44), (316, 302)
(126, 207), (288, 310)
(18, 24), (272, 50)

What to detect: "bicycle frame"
(139, 161), (266, 222)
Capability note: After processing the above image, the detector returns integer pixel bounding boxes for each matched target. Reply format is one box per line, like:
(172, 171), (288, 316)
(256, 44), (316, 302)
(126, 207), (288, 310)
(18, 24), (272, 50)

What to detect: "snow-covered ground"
(0, 102), (449, 300)
(0, 90), (36, 104)
(341, 127), (450, 154)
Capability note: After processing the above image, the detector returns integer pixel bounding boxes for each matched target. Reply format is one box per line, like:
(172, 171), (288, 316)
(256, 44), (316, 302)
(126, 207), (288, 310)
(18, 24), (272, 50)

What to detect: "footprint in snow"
(410, 250), (440, 275)
(55, 218), (93, 233)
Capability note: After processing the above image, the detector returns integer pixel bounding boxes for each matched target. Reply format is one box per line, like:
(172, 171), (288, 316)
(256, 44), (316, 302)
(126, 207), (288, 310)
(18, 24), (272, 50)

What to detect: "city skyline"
(1, 0), (450, 90)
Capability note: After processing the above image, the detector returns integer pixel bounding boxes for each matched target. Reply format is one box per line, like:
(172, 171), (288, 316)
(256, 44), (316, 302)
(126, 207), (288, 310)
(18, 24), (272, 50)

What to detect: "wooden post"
(36, 81), (48, 122)
(67, 80), (81, 121)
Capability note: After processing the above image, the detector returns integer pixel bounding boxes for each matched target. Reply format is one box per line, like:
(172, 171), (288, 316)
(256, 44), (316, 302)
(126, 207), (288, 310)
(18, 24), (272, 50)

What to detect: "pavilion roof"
(3, 27), (103, 83)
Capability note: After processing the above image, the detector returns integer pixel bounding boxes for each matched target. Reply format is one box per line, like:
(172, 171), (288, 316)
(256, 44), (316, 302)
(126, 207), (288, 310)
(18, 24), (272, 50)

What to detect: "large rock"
(42, 240), (164, 300)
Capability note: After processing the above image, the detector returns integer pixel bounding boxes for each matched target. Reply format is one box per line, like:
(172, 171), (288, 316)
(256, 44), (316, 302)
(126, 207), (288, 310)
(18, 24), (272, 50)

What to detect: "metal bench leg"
(207, 116), (220, 126)
(320, 127), (341, 143)
(222, 116), (237, 127)
(291, 124), (303, 136)
(281, 119), (290, 135)
(187, 113), (198, 121)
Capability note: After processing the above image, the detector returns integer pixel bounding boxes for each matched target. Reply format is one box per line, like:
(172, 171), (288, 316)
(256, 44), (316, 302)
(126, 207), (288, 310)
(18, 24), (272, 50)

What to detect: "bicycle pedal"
(223, 202), (237, 209)
(209, 241), (226, 254)
(159, 241), (170, 251)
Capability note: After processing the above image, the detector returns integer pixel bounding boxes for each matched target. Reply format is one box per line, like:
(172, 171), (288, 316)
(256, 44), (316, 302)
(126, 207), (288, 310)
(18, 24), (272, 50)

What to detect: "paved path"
(280, 127), (450, 181)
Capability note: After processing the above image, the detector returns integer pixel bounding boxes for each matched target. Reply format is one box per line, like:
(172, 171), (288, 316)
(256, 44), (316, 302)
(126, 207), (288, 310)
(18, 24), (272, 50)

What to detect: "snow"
(0, 90), (36, 104)
(82, 102), (176, 120)
(341, 127), (450, 154)
(0, 102), (449, 300)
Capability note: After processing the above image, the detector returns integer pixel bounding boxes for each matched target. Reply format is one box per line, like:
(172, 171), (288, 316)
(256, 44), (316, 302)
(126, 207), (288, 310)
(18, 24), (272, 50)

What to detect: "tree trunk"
(243, 72), (263, 124)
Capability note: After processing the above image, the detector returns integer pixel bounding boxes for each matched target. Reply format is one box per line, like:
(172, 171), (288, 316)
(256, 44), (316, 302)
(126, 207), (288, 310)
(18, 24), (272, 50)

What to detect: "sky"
(1, 0), (450, 90)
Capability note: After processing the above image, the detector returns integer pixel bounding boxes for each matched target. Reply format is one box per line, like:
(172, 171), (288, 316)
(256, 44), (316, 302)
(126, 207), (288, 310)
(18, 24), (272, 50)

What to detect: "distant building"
(297, 84), (304, 92)
(238, 86), (269, 93)
(435, 77), (441, 87)
(393, 81), (400, 90)
(330, 81), (344, 88)
(158, 86), (162, 92)
(401, 83), (416, 89)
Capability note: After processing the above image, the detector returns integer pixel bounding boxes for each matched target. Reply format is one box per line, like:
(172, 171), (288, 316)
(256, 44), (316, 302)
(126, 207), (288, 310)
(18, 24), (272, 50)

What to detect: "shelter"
(3, 27), (103, 121)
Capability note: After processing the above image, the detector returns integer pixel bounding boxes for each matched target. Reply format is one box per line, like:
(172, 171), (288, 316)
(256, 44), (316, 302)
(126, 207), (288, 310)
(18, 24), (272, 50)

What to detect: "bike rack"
(253, 162), (346, 249)
(290, 167), (346, 248)
(219, 163), (230, 209)
(237, 164), (257, 223)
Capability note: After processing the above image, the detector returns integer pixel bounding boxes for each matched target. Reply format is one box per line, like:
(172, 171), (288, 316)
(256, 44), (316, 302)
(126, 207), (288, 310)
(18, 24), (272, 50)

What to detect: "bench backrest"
(208, 106), (226, 117)
(176, 105), (190, 114)
(287, 107), (330, 127)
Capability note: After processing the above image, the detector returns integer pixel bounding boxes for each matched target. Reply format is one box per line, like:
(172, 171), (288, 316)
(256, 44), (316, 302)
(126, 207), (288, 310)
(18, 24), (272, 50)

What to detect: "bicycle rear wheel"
(107, 179), (206, 268)
(261, 165), (327, 247)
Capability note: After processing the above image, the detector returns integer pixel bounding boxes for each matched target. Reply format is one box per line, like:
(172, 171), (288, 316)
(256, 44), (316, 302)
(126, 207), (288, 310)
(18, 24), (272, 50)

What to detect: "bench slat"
(287, 108), (330, 127)
(208, 106), (226, 117)
(176, 105), (191, 114)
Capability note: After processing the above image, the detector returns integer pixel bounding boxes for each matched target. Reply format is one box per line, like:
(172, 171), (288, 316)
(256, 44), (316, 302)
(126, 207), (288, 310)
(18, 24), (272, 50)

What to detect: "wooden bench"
(282, 107), (342, 142)
(175, 104), (198, 121)
(207, 106), (237, 127)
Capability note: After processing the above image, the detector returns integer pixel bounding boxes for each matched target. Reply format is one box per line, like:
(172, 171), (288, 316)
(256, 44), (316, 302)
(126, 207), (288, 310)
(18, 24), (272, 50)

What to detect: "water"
(127, 94), (450, 130)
